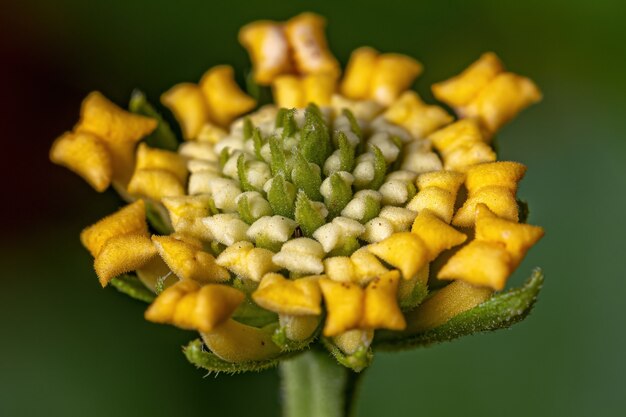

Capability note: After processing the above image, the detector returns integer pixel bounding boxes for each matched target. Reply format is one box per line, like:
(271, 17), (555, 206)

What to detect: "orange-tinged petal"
(50, 131), (112, 192)
(367, 232), (430, 280)
(80, 200), (148, 257)
(361, 270), (406, 331)
(161, 83), (210, 140)
(94, 234), (157, 287)
(438, 240), (512, 290)
(253, 273), (322, 315)
(199, 65), (256, 127)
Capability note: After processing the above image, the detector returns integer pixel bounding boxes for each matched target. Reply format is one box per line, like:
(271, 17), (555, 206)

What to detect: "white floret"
(246, 160), (272, 189)
(188, 171), (221, 195)
(323, 151), (342, 176)
(352, 153), (376, 188)
(361, 217), (394, 243)
(385, 170), (418, 183)
(187, 159), (220, 174)
(401, 151), (443, 174)
(320, 171), (354, 199)
(341, 190), (382, 220)
(178, 141), (218, 161)
(379, 206), (417, 232)
(202, 214), (250, 246)
(206, 177), (241, 212)
(235, 191), (272, 219)
(213, 135), (245, 155)
(378, 180), (411, 206)
(368, 132), (400, 163)
(370, 117), (412, 142)
(247, 215), (298, 244)
(312, 217), (365, 253)
(272, 238), (325, 275)
(222, 150), (249, 179)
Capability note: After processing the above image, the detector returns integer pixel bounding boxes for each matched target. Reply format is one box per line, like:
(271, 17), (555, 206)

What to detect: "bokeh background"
(1, 0), (625, 416)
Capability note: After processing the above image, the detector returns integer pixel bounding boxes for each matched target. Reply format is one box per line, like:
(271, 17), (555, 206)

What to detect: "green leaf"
(321, 338), (372, 373)
(184, 339), (279, 374)
(145, 200), (173, 235)
(375, 268), (544, 350)
(275, 108), (288, 128)
(268, 175), (296, 219)
(292, 152), (323, 201)
(325, 173), (353, 219)
(295, 191), (326, 237)
(337, 132), (355, 172)
(237, 193), (256, 225)
(109, 274), (155, 303)
(129, 90), (179, 151)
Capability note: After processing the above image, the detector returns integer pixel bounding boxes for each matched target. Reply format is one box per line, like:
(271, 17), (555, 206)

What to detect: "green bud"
(109, 274), (155, 303)
(368, 146), (387, 190)
(337, 131), (355, 172)
(325, 172), (353, 219)
(295, 191), (326, 237)
(243, 117), (254, 141)
(268, 175), (296, 218)
(292, 152), (323, 201)
(360, 194), (381, 224)
(269, 135), (288, 178)
(252, 127), (265, 161)
(281, 108), (298, 138)
(275, 108), (287, 128)
(300, 104), (331, 166)
(342, 108), (362, 140)
(219, 147), (230, 169)
(327, 236), (360, 257)
(237, 154), (259, 193)
(237, 193), (256, 224)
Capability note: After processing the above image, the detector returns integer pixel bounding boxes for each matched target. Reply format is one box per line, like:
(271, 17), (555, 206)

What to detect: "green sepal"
(245, 69), (272, 107)
(321, 338), (373, 373)
(325, 173), (353, 219)
(243, 117), (254, 141)
(237, 154), (260, 193)
(337, 132), (355, 172)
(268, 175), (295, 218)
(292, 152), (323, 201)
(375, 268), (544, 350)
(368, 146), (387, 190)
(109, 274), (155, 303)
(183, 339), (279, 374)
(128, 89), (179, 151)
(255, 235), (284, 253)
(237, 193), (256, 225)
(269, 135), (289, 178)
(145, 200), (173, 235)
(398, 280), (428, 312)
(300, 104), (331, 167)
(253, 127), (265, 161)
(233, 299), (279, 328)
(272, 325), (319, 353)
(342, 108), (362, 140)
(219, 148), (230, 169)
(281, 108), (298, 138)
(275, 108), (288, 128)
(327, 237), (360, 257)
(295, 191), (326, 237)
(359, 195), (381, 224)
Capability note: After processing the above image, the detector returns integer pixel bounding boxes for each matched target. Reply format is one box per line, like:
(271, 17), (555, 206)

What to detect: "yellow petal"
(161, 83), (210, 140)
(216, 241), (279, 282)
(135, 143), (188, 183)
(438, 240), (512, 290)
(80, 200), (147, 257)
(370, 54), (422, 106)
(319, 278), (363, 337)
(94, 234), (157, 287)
(465, 161), (527, 195)
(161, 194), (214, 226)
(323, 257), (356, 283)
(253, 273), (322, 315)
(196, 122), (228, 143)
(284, 13), (340, 77)
(238, 20), (292, 85)
(152, 235), (230, 283)
(272, 75), (305, 108)
(411, 210), (467, 258)
(127, 169), (185, 201)
(465, 72), (542, 133)
(136, 257), (177, 293)
(432, 52), (504, 108)
(415, 170), (465, 194)
(340, 47), (379, 100)
(475, 204), (544, 266)
(50, 131), (112, 192)
(201, 319), (280, 362)
(303, 73), (336, 106)
(279, 314), (320, 341)
(76, 91), (157, 145)
(145, 280), (199, 323)
(350, 248), (390, 285)
(383, 91), (452, 138)
(452, 186), (519, 227)
(404, 280), (493, 333)
(428, 119), (487, 153)
(406, 187), (456, 224)
(367, 232), (429, 280)
(361, 270), (406, 331)
(199, 65), (256, 127)
(442, 141), (497, 172)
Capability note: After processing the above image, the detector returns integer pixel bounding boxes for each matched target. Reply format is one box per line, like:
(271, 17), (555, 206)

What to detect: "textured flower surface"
(50, 12), (545, 381)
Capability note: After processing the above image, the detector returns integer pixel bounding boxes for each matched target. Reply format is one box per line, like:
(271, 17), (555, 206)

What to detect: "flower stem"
(280, 348), (363, 417)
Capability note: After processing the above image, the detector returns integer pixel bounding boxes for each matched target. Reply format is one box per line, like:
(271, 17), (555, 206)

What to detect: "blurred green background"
(1, 0), (625, 416)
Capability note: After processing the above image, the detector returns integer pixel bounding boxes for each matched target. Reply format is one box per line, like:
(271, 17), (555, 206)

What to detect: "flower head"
(51, 12), (545, 373)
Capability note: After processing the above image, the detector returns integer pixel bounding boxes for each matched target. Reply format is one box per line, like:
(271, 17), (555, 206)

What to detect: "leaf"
(183, 339), (279, 374)
(321, 338), (372, 373)
(300, 104), (331, 167)
(269, 135), (288, 177)
(145, 200), (173, 235)
(342, 108), (362, 140)
(375, 268), (544, 350)
(109, 274), (155, 303)
(129, 89), (179, 151)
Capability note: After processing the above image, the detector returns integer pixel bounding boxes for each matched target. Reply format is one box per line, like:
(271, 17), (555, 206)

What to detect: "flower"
(51, 12), (545, 374)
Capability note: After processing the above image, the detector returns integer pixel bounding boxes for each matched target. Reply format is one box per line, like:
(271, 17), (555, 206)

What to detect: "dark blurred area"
(1, 1), (625, 416)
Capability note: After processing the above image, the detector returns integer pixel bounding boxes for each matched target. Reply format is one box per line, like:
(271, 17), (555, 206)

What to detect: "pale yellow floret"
(441, 141), (497, 172)
(453, 186), (519, 227)
(94, 234), (157, 287)
(272, 238), (325, 275)
(50, 131), (112, 192)
(378, 206), (418, 232)
(427, 119), (495, 172)
(247, 216), (298, 245)
(330, 94), (383, 121)
(202, 214), (250, 246)
(199, 65), (257, 127)
(465, 161), (527, 194)
(152, 235), (230, 283)
(361, 217), (394, 243)
(324, 247), (390, 285)
(216, 241), (279, 282)
(161, 83), (210, 140)
(404, 279), (493, 333)
(252, 273), (322, 315)
(323, 257), (356, 283)
(383, 91), (453, 139)
(284, 13), (340, 78)
(178, 141), (219, 161)
(127, 169), (185, 200)
(145, 280), (244, 333)
(201, 319), (280, 362)
(410, 209), (467, 257)
(406, 187), (456, 223)
(135, 143), (188, 183)
(161, 194), (214, 226)
(361, 270), (406, 331)
(80, 200), (148, 257)
(432, 52), (504, 108)
(238, 20), (292, 85)
(438, 240), (512, 290)
(312, 217), (365, 253)
(416, 170), (465, 194)
(279, 314), (321, 341)
(333, 329), (374, 355)
(196, 122), (228, 143)
(367, 232), (429, 280)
